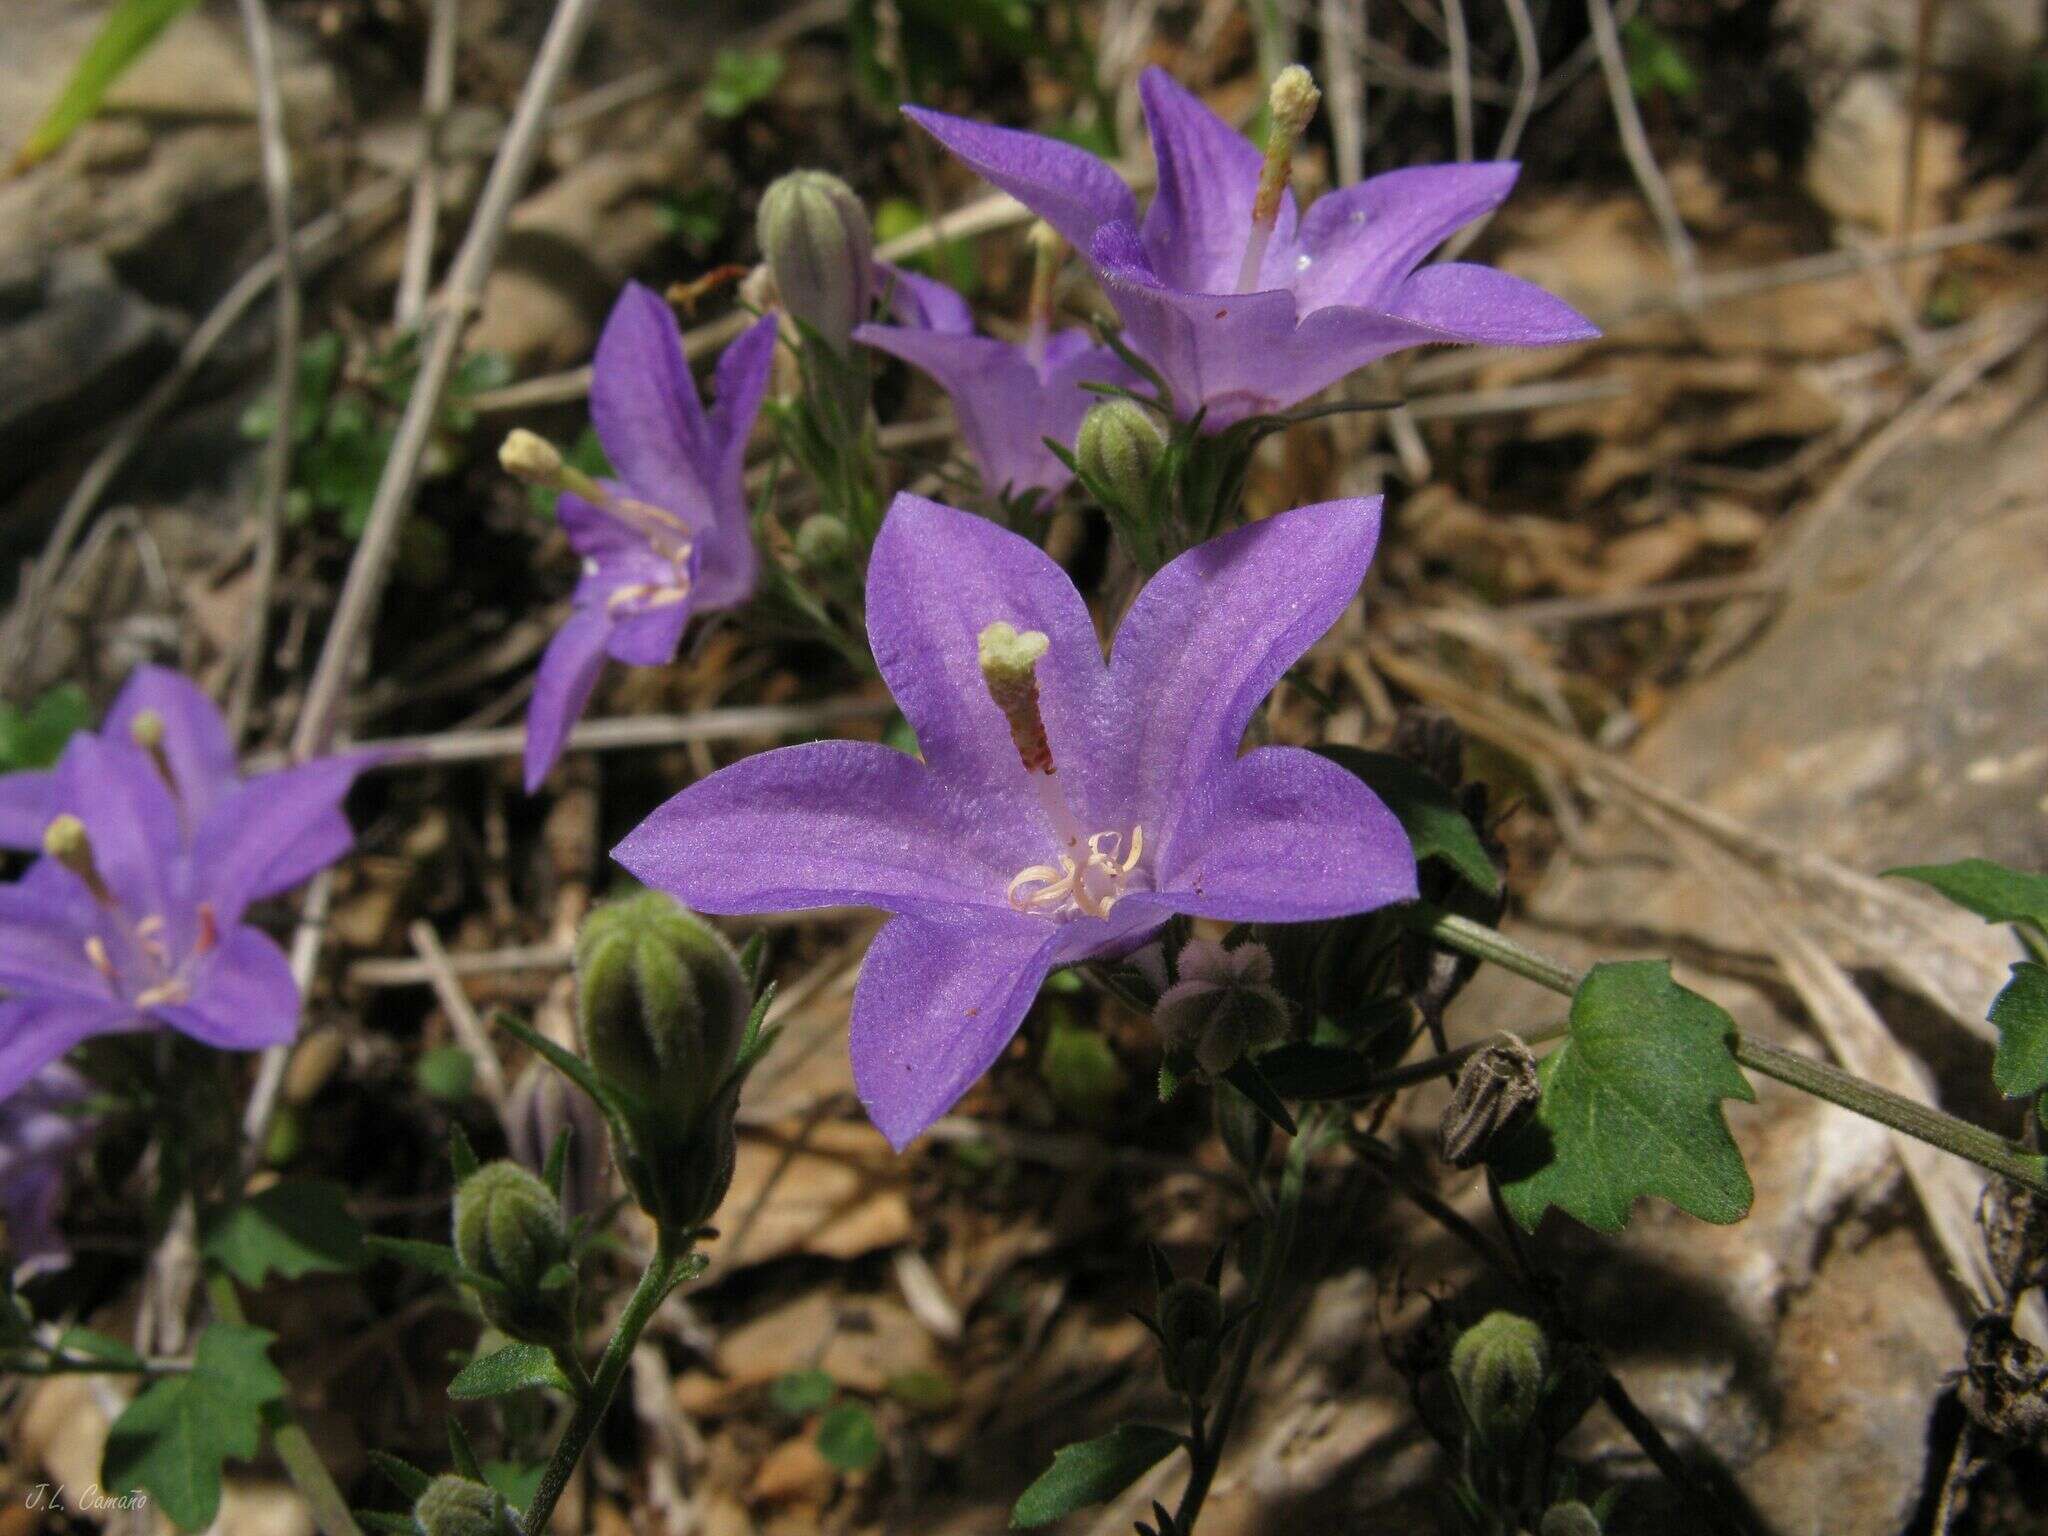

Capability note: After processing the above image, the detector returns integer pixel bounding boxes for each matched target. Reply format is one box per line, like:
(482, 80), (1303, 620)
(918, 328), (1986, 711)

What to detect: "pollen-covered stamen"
(978, 622), (1055, 775)
(1237, 65), (1321, 293)
(43, 815), (114, 906)
(604, 543), (696, 617)
(1023, 222), (1065, 372)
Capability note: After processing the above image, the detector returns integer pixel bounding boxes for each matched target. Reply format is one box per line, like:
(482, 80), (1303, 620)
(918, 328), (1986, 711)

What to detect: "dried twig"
(1585, 0), (1700, 306)
(226, 0), (302, 743)
(1439, 0), (1474, 162)
(395, 0), (461, 327)
(410, 919), (510, 1112)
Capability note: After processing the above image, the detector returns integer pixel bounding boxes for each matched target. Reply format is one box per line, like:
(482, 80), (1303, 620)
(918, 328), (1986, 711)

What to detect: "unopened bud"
(757, 170), (874, 353)
(506, 1059), (611, 1223)
(1154, 940), (1289, 1078)
(452, 1160), (571, 1343)
(413, 1475), (511, 1536)
(577, 894), (748, 1129)
(1075, 400), (1165, 515)
(794, 512), (853, 569)
(1540, 1502), (1603, 1536)
(977, 622), (1053, 774)
(42, 815), (112, 905)
(576, 894), (750, 1232)
(1437, 1034), (1541, 1169)
(1450, 1310), (1549, 1446)
(1156, 1277), (1227, 1400)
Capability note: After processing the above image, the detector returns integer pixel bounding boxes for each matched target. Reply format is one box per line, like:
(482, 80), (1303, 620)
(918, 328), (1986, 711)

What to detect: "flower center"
(46, 815), (216, 1010)
(977, 622), (1145, 921)
(603, 542), (695, 617)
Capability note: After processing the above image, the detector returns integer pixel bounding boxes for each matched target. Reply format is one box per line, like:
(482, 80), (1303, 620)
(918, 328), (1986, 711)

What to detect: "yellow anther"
(978, 622), (1054, 774)
(43, 815), (113, 905)
(1239, 64), (1321, 291)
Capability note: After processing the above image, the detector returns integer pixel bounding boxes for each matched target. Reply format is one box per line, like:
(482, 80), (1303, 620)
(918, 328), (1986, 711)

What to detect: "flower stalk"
(1405, 902), (2048, 1199)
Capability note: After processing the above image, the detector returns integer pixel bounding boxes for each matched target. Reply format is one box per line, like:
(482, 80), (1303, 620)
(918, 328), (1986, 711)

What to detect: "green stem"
(1173, 1110), (1315, 1534)
(522, 1238), (687, 1535)
(1407, 903), (2048, 1199)
(205, 1273), (364, 1536)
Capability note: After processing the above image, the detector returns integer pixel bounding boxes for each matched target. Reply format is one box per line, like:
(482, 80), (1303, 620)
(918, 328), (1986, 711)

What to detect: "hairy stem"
(206, 1273), (364, 1536)
(1406, 903), (2048, 1198)
(1173, 1111), (1314, 1533)
(523, 1238), (687, 1534)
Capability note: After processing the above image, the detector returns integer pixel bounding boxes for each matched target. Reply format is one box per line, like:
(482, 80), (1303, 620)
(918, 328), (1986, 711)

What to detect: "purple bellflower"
(854, 253), (1137, 503)
(0, 665), (370, 899)
(521, 285), (778, 791)
(904, 67), (1597, 429)
(615, 493), (1418, 1150)
(0, 1063), (95, 1277)
(0, 691), (365, 1097)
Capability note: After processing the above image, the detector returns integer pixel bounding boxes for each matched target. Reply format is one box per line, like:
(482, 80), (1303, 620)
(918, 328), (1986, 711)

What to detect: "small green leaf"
(448, 1342), (574, 1400)
(1498, 961), (1755, 1233)
(815, 1402), (882, 1472)
(1221, 1057), (1297, 1137)
(1253, 1042), (1382, 1101)
(769, 1368), (837, 1416)
(1316, 747), (1499, 894)
(704, 48), (784, 119)
(362, 1235), (466, 1280)
(367, 1450), (433, 1501)
(1889, 859), (2048, 930)
(0, 684), (92, 771)
(483, 1461), (546, 1512)
(14, 0), (203, 171)
(1010, 1424), (1185, 1528)
(1991, 962), (2048, 1100)
(202, 1180), (365, 1287)
(55, 1326), (146, 1370)
(416, 1045), (477, 1102)
(102, 1323), (287, 1530)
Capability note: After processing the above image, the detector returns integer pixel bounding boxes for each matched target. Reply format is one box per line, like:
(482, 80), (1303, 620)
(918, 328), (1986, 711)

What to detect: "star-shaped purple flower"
(525, 286), (778, 791)
(854, 265), (1137, 502)
(905, 68), (1597, 428)
(0, 666), (370, 899)
(0, 705), (362, 1097)
(615, 492), (1417, 1149)
(1, 1063), (95, 1277)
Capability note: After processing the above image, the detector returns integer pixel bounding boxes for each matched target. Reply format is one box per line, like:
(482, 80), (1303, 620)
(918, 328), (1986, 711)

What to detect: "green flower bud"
(413, 1475), (509, 1536)
(453, 1161), (571, 1344)
(576, 893), (748, 1132)
(575, 893), (751, 1233)
(1450, 1310), (1550, 1446)
(794, 512), (853, 568)
(1540, 1501), (1603, 1536)
(1075, 399), (1165, 513)
(1153, 940), (1290, 1078)
(1156, 1278), (1227, 1401)
(1437, 1033), (1540, 1170)
(757, 169), (874, 353)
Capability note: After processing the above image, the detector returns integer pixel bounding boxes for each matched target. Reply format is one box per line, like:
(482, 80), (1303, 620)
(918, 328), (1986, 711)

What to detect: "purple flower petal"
(1387, 261), (1601, 347)
(604, 597), (693, 668)
(190, 756), (370, 915)
(878, 265), (977, 334)
(614, 739), (1042, 920)
(0, 997), (134, 1103)
(104, 665), (239, 824)
(1153, 746), (1416, 919)
(0, 768), (54, 850)
(864, 495), (1115, 805)
(49, 734), (180, 914)
(589, 283), (716, 517)
(854, 323), (1050, 495)
(1109, 499), (1383, 850)
(901, 105), (1138, 255)
(699, 314), (777, 608)
(524, 607), (615, 792)
(850, 907), (1062, 1149)
(159, 924), (300, 1050)
(1291, 162), (1521, 310)
(1137, 67), (1298, 294)
(0, 863), (105, 999)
